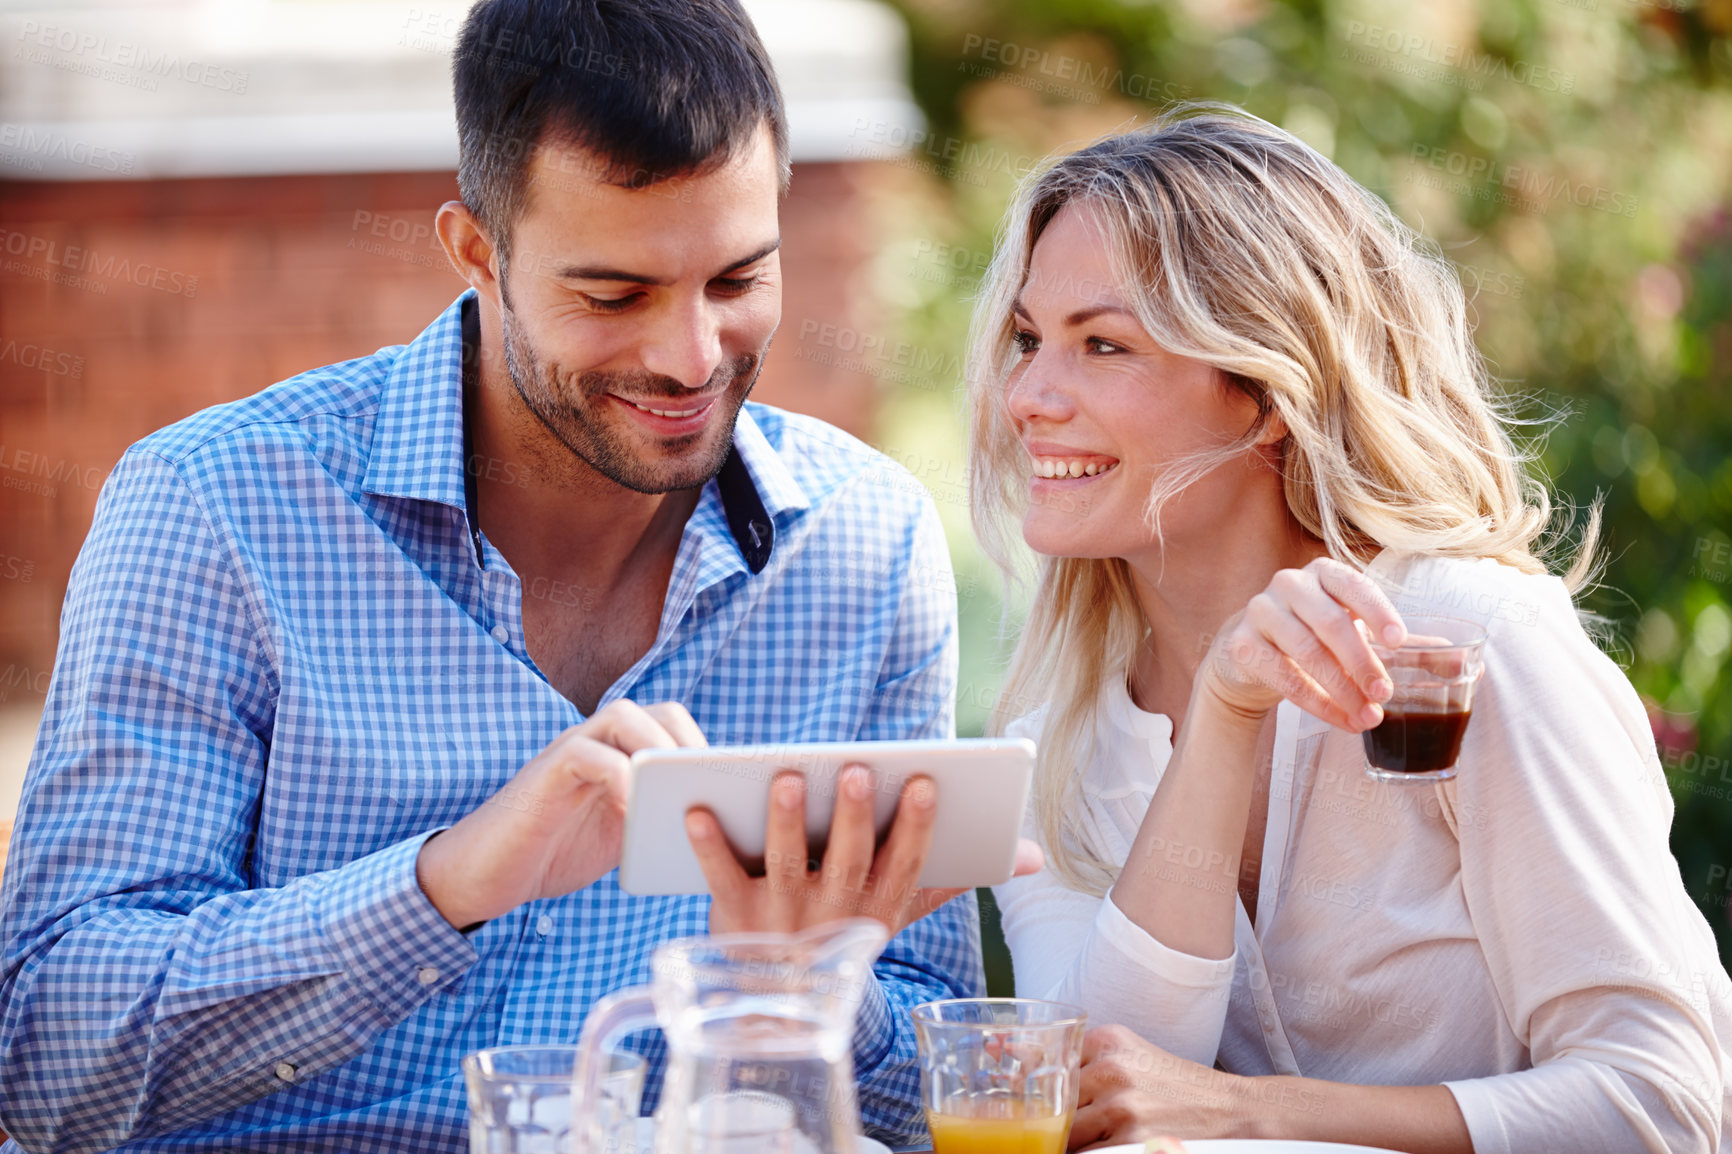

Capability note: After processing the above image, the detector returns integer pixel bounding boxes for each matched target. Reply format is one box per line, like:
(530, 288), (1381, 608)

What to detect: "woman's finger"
(1309, 557), (1406, 646)
(1277, 572), (1393, 708)
(1245, 595), (1374, 727)
(1265, 648), (1361, 730)
(819, 765), (879, 912)
(1066, 1102), (1114, 1151)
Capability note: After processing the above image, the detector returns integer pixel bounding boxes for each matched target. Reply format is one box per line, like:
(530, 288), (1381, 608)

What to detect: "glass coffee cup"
(1362, 614), (1487, 783)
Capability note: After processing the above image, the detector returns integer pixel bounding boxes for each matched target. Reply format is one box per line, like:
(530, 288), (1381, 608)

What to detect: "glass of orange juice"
(911, 998), (1087, 1154)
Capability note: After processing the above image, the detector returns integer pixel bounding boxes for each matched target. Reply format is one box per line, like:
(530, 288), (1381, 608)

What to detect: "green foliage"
(871, 0), (1732, 971)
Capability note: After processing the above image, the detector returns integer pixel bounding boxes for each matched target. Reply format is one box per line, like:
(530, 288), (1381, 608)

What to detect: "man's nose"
(639, 294), (724, 391)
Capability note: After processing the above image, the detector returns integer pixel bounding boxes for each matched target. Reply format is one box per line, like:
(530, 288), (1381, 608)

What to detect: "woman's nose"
(1004, 355), (1077, 425)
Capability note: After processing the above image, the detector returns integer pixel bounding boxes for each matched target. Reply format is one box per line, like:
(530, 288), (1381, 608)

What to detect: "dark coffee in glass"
(1364, 615), (1486, 784)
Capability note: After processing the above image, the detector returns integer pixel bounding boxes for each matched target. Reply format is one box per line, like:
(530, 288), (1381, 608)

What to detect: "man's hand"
(685, 765), (1043, 938)
(416, 700), (706, 930)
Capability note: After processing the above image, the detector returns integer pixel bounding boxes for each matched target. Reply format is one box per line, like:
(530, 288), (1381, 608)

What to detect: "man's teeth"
(629, 400), (704, 418)
(1033, 458), (1118, 479)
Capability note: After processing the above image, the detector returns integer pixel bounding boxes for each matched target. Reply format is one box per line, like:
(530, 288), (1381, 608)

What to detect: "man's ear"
(436, 201), (503, 307)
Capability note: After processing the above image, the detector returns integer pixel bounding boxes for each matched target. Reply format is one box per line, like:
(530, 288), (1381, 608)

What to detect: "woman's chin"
(1021, 517), (1115, 561)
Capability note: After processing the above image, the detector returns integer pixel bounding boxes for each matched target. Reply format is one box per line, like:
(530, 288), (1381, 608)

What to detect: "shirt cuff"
(1097, 886), (1238, 987)
(850, 970), (896, 1075)
(309, 829), (480, 1024)
(1442, 1077), (1510, 1154)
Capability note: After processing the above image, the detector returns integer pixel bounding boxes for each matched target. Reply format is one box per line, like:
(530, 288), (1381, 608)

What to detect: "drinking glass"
(1363, 614), (1487, 783)
(911, 998), (1086, 1154)
(463, 1044), (645, 1154)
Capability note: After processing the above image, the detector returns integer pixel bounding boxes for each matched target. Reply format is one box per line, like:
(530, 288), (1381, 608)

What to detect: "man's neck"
(462, 311), (702, 595)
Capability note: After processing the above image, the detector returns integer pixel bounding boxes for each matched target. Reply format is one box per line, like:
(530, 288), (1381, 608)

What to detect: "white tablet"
(618, 738), (1036, 896)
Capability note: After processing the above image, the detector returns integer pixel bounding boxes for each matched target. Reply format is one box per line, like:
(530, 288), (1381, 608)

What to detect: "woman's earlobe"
(1257, 411), (1290, 448)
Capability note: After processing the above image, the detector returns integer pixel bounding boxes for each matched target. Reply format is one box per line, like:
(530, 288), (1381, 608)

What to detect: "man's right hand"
(415, 700), (706, 930)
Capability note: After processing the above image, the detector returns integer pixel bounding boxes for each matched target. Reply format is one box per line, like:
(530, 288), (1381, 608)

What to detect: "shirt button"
(417, 966), (441, 986)
(536, 915), (554, 936)
(490, 625), (510, 644)
(274, 1061), (297, 1083)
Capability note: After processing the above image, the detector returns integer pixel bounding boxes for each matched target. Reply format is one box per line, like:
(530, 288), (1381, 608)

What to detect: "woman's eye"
(582, 293), (641, 314)
(1011, 329), (1040, 354)
(1085, 337), (1120, 354)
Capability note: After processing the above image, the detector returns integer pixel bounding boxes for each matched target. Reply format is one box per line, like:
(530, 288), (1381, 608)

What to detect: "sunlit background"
(4, 0), (1732, 988)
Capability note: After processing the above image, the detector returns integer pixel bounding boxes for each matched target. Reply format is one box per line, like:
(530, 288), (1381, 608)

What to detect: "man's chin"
(595, 425), (738, 495)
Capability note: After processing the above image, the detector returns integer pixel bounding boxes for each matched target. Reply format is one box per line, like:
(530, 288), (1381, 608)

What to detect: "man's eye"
(581, 293), (641, 313)
(712, 276), (760, 296)
(1011, 329), (1040, 354)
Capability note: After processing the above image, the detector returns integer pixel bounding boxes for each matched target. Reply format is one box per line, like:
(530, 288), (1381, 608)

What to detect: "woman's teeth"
(1033, 459), (1118, 479)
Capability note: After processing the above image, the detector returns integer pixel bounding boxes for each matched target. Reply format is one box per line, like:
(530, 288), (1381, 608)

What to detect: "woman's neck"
(1124, 508), (1328, 721)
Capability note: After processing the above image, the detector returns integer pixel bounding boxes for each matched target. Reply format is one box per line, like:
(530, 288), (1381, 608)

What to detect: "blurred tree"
(868, 0), (1732, 978)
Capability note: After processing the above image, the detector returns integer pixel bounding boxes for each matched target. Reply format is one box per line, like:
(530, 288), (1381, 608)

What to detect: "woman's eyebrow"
(1011, 298), (1132, 326)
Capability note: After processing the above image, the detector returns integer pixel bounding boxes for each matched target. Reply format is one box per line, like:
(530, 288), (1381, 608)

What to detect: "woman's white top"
(994, 552), (1732, 1153)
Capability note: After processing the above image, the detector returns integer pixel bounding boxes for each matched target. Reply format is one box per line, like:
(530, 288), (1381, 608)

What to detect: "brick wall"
(0, 160), (892, 693)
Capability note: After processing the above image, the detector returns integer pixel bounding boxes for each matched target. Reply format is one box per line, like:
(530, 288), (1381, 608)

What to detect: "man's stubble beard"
(498, 287), (767, 496)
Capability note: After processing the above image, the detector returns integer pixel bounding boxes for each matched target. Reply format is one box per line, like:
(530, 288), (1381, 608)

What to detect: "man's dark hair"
(454, 0), (789, 258)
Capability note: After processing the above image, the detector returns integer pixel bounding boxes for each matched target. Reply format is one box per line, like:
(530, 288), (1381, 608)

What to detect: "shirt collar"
(360, 292), (471, 510)
(360, 290), (810, 572)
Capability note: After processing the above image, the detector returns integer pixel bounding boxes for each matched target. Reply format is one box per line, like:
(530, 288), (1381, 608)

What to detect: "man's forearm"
(0, 834), (475, 1152)
(850, 894), (985, 1144)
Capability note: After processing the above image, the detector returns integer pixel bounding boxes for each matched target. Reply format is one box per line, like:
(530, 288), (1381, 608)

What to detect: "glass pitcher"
(570, 918), (889, 1154)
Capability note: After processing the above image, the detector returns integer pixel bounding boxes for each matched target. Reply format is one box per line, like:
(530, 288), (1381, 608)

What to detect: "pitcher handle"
(571, 986), (660, 1154)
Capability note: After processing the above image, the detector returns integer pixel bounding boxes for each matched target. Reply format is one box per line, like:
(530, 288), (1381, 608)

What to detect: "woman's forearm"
(1244, 1076), (1473, 1153)
(1110, 690), (1264, 961)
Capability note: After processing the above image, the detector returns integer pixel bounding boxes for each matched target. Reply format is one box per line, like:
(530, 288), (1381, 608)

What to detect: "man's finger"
(1011, 837), (1044, 877)
(685, 808), (750, 906)
(870, 775), (938, 912)
(584, 699), (679, 756)
(546, 734), (633, 800)
(910, 886), (968, 921)
(764, 772), (809, 928)
(819, 765), (878, 910)
(643, 701), (709, 748)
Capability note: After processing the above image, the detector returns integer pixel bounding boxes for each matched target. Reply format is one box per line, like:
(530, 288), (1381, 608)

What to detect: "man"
(0, 2), (1007, 1149)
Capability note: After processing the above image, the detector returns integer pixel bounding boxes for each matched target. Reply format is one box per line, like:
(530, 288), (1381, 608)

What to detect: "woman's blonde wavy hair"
(970, 104), (1597, 896)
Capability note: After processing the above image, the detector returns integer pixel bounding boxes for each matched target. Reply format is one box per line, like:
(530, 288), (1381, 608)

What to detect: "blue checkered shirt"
(0, 293), (980, 1153)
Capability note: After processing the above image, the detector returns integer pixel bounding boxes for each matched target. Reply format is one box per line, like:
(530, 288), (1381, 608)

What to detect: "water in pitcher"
(571, 919), (888, 1154)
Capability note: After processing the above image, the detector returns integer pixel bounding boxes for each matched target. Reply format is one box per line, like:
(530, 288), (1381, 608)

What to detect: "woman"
(974, 106), (1731, 1152)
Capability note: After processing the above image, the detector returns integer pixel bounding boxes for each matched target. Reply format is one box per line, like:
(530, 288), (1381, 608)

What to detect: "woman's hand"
(1198, 556), (1406, 731)
(1070, 1026), (1252, 1148)
(1071, 1026), (1472, 1153)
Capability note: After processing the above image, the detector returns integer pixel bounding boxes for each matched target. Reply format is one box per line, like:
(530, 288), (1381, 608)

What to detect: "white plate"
(628, 1118), (891, 1152)
(1094, 1136), (1406, 1143)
